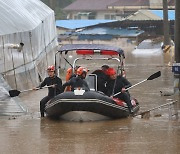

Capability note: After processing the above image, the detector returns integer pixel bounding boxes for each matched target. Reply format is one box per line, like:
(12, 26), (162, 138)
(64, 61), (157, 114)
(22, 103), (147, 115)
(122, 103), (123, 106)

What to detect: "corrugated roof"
(78, 27), (144, 37)
(78, 35), (113, 40)
(56, 20), (117, 29)
(63, 0), (119, 11)
(0, 0), (53, 35)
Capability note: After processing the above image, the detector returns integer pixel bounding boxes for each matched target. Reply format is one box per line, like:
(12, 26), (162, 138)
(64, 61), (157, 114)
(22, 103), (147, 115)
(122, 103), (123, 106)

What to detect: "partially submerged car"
(132, 39), (162, 56)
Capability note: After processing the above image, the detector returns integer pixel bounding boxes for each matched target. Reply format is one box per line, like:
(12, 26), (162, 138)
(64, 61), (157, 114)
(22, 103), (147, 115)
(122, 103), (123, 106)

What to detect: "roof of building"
(63, 0), (118, 11)
(110, 0), (149, 6)
(127, 10), (175, 21)
(78, 27), (144, 37)
(64, 0), (174, 11)
(56, 20), (117, 30)
(110, 0), (174, 7)
(0, 0), (53, 35)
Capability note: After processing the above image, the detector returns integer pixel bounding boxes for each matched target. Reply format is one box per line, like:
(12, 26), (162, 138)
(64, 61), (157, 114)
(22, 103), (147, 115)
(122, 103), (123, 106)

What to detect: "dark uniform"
(92, 70), (108, 93)
(106, 75), (133, 113)
(70, 73), (76, 79)
(63, 76), (90, 91)
(39, 76), (63, 117)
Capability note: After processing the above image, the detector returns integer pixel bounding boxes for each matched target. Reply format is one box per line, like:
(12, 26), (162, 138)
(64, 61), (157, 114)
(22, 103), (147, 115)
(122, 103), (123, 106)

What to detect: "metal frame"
(72, 57), (121, 71)
(55, 50), (125, 77)
(85, 74), (98, 91)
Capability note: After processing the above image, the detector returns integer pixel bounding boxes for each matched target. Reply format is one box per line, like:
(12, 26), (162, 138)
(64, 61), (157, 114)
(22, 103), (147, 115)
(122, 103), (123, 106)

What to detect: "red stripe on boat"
(112, 98), (126, 106)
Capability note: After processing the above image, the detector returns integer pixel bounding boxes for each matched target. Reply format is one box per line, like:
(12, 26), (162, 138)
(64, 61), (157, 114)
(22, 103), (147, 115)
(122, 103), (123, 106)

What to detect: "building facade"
(63, 0), (175, 20)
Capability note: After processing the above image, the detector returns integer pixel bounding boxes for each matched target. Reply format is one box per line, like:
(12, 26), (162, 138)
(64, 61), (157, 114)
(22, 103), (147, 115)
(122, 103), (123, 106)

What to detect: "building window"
(105, 14), (116, 20)
(74, 15), (81, 19)
(105, 14), (110, 19)
(111, 15), (116, 20)
(88, 12), (96, 19)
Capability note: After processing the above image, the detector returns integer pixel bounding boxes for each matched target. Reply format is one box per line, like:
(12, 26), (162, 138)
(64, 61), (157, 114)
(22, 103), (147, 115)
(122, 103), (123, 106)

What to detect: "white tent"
(0, 0), (57, 89)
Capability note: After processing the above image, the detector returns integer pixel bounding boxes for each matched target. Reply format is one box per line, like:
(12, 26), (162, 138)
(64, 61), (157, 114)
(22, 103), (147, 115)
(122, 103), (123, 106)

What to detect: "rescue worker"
(70, 66), (80, 79)
(106, 67), (133, 114)
(35, 65), (63, 117)
(65, 66), (80, 91)
(65, 66), (80, 82)
(63, 66), (90, 91)
(101, 65), (109, 73)
(92, 65), (109, 93)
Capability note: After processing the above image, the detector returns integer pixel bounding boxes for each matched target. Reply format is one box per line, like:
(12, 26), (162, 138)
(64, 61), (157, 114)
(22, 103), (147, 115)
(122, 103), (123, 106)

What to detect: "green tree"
(41, 0), (75, 19)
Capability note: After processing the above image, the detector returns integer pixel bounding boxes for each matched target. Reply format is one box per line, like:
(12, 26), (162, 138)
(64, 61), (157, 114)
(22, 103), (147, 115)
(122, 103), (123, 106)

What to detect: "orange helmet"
(106, 68), (116, 76)
(77, 67), (88, 76)
(47, 65), (55, 72)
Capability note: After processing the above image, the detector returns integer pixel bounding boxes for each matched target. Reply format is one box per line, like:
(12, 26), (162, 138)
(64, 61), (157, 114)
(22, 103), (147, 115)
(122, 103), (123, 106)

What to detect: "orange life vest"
(65, 68), (73, 91)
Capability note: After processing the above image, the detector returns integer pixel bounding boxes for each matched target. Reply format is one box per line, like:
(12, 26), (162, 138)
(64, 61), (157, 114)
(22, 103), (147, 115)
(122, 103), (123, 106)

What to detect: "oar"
(134, 100), (177, 118)
(112, 71), (161, 97)
(9, 85), (56, 97)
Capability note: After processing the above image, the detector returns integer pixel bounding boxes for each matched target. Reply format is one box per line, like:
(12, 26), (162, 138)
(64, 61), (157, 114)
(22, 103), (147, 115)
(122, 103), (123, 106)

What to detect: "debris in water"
(160, 90), (174, 96)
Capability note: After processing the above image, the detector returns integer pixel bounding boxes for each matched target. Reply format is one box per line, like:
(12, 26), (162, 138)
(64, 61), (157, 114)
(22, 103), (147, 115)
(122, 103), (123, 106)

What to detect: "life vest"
(66, 68), (73, 81)
(65, 68), (73, 91)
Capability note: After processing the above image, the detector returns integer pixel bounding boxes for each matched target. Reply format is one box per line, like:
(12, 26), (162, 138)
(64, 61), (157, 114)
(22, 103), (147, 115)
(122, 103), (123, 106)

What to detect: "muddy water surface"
(0, 50), (179, 154)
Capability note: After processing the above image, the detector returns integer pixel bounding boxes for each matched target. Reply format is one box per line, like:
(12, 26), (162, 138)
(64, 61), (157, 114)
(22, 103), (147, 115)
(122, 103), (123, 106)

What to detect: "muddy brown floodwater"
(0, 50), (180, 154)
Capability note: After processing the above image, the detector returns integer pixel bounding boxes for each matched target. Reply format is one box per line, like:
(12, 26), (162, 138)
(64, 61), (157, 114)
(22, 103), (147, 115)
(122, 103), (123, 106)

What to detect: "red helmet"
(106, 68), (116, 76)
(47, 65), (55, 72)
(77, 67), (88, 76)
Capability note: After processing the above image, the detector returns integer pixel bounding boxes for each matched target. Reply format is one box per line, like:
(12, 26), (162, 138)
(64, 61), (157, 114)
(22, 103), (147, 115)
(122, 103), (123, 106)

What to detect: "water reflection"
(38, 117), (180, 154)
(39, 118), (133, 154)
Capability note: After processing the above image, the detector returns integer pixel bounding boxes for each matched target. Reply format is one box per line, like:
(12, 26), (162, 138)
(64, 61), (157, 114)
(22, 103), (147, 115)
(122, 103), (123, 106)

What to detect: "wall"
(69, 10), (119, 20)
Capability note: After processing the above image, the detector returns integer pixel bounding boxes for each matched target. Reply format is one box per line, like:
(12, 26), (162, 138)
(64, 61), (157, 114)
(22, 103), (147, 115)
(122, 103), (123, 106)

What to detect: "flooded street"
(0, 49), (180, 154)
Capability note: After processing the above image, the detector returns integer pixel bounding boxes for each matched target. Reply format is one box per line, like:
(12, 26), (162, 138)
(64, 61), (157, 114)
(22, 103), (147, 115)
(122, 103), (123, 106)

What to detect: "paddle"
(134, 100), (177, 118)
(9, 85), (56, 97)
(112, 71), (161, 97)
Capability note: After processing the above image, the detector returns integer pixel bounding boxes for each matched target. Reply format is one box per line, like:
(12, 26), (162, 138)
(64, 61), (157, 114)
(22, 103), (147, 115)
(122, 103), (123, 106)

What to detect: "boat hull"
(45, 91), (139, 121)
(61, 111), (110, 121)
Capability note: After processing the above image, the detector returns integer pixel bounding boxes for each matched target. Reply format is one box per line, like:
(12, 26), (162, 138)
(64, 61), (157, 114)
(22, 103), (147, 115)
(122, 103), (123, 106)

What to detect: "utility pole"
(172, 0), (180, 93)
(163, 0), (170, 45)
(175, 0), (180, 63)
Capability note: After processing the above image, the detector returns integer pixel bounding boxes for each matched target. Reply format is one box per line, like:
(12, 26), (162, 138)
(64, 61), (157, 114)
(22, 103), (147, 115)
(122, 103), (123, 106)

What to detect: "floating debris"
(160, 90), (174, 96)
